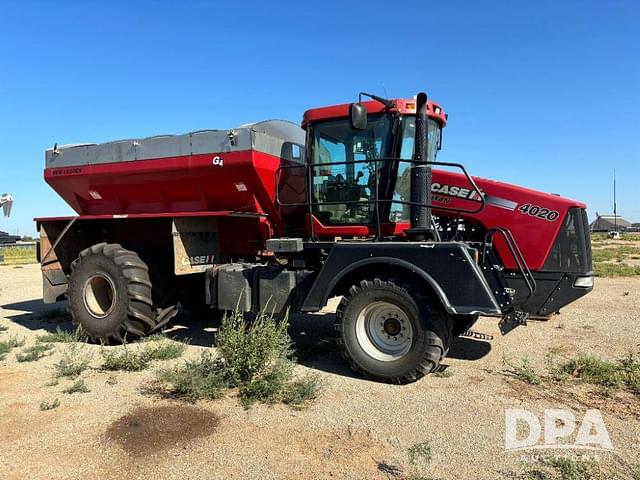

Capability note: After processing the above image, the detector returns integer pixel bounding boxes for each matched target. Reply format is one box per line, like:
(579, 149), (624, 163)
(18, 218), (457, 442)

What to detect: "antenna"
(613, 169), (617, 232)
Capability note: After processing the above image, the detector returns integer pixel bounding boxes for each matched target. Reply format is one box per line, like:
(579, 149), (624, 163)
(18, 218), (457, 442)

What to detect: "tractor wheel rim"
(83, 273), (117, 319)
(356, 301), (412, 362)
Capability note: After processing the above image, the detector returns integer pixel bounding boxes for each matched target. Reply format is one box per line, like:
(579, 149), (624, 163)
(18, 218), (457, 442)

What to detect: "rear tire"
(335, 278), (452, 384)
(67, 242), (156, 343)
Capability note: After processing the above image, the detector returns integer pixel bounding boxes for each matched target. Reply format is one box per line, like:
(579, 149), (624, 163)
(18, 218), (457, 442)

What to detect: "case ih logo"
(431, 182), (520, 211)
(182, 255), (216, 266)
(431, 182), (483, 201)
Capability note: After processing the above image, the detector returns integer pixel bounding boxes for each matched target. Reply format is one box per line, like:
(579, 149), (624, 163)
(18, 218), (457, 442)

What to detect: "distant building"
(0, 231), (20, 244)
(590, 214), (632, 232)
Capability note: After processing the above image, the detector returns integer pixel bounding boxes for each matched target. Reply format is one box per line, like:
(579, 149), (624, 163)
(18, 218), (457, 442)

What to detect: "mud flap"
(499, 311), (529, 336)
(149, 305), (179, 334)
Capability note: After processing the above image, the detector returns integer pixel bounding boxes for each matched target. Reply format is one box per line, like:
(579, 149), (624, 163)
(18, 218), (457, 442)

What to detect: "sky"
(0, 0), (638, 236)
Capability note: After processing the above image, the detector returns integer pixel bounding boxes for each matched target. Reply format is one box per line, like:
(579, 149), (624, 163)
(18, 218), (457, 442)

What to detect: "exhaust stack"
(408, 92), (434, 241)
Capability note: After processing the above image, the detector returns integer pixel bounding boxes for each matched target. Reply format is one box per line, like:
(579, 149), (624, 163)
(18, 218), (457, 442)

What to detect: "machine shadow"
(167, 310), (355, 378)
(287, 311), (362, 380)
(1, 299), (72, 333)
(287, 313), (494, 378)
(447, 334), (492, 361)
(2, 298), (492, 379)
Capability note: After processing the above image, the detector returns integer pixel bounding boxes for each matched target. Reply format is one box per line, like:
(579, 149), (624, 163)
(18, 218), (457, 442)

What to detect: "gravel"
(1, 264), (639, 479)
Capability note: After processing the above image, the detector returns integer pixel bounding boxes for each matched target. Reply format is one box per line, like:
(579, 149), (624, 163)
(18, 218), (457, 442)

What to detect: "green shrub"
(39, 398), (60, 411)
(618, 354), (640, 394)
(524, 468), (549, 480)
(16, 343), (54, 362)
(156, 351), (225, 402)
(145, 340), (187, 361)
(406, 442), (435, 479)
(522, 457), (596, 480)
(141, 333), (168, 342)
(37, 326), (86, 344)
(282, 373), (323, 409)
(408, 442), (432, 466)
(54, 344), (91, 377)
(592, 245), (640, 263)
(239, 359), (293, 407)
(552, 353), (640, 394)
(216, 310), (297, 405)
(155, 309), (322, 408)
(547, 457), (594, 480)
(555, 354), (623, 387)
(101, 339), (186, 371)
(594, 263), (640, 277)
(102, 347), (150, 371)
(0, 335), (25, 360)
(216, 310), (293, 385)
(503, 357), (541, 385)
(63, 379), (90, 394)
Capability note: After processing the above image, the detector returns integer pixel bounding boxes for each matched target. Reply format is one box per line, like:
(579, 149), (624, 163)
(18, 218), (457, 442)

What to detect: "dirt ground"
(1, 264), (639, 479)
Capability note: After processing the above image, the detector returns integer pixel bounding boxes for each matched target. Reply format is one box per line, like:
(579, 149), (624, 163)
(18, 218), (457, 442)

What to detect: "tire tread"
(68, 242), (156, 343)
(335, 276), (452, 384)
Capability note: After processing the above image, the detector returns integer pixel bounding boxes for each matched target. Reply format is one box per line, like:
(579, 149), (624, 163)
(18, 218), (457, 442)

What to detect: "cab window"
(390, 117), (442, 222)
(311, 115), (391, 225)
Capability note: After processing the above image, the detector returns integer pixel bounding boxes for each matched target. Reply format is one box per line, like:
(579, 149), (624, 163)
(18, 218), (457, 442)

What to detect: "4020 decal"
(517, 203), (560, 222)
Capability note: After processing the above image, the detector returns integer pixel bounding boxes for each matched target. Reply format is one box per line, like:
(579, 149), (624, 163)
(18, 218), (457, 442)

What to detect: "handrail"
(275, 157), (486, 217)
(482, 227), (536, 301)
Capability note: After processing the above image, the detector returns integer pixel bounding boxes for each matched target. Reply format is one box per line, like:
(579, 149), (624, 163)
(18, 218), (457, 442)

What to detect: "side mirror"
(349, 103), (367, 130)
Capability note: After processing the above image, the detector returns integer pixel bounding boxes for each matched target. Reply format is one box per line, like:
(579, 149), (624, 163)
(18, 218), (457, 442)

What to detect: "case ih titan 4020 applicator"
(36, 92), (592, 383)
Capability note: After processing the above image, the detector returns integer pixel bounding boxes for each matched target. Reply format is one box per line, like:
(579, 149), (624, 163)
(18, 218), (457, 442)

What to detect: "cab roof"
(302, 98), (447, 129)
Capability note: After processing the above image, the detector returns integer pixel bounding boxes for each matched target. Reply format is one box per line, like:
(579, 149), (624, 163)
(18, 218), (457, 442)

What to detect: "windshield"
(391, 117), (442, 222)
(311, 115), (392, 224)
(398, 117), (442, 162)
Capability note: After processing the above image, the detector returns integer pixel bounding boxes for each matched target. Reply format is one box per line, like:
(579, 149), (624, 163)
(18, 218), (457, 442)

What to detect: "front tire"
(67, 243), (156, 343)
(335, 278), (452, 384)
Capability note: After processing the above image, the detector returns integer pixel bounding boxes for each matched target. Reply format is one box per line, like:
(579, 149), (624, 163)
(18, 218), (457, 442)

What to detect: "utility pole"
(613, 169), (617, 232)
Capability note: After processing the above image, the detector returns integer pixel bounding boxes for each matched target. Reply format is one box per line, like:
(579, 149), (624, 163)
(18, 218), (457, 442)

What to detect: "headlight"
(573, 276), (594, 288)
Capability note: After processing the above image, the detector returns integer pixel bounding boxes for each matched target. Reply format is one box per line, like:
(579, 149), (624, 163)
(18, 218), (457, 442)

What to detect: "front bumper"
(533, 273), (594, 316)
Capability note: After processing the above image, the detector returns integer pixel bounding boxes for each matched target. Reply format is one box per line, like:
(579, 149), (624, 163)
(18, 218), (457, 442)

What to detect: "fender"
(301, 242), (503, 316)
(311, 256), (454, 313)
